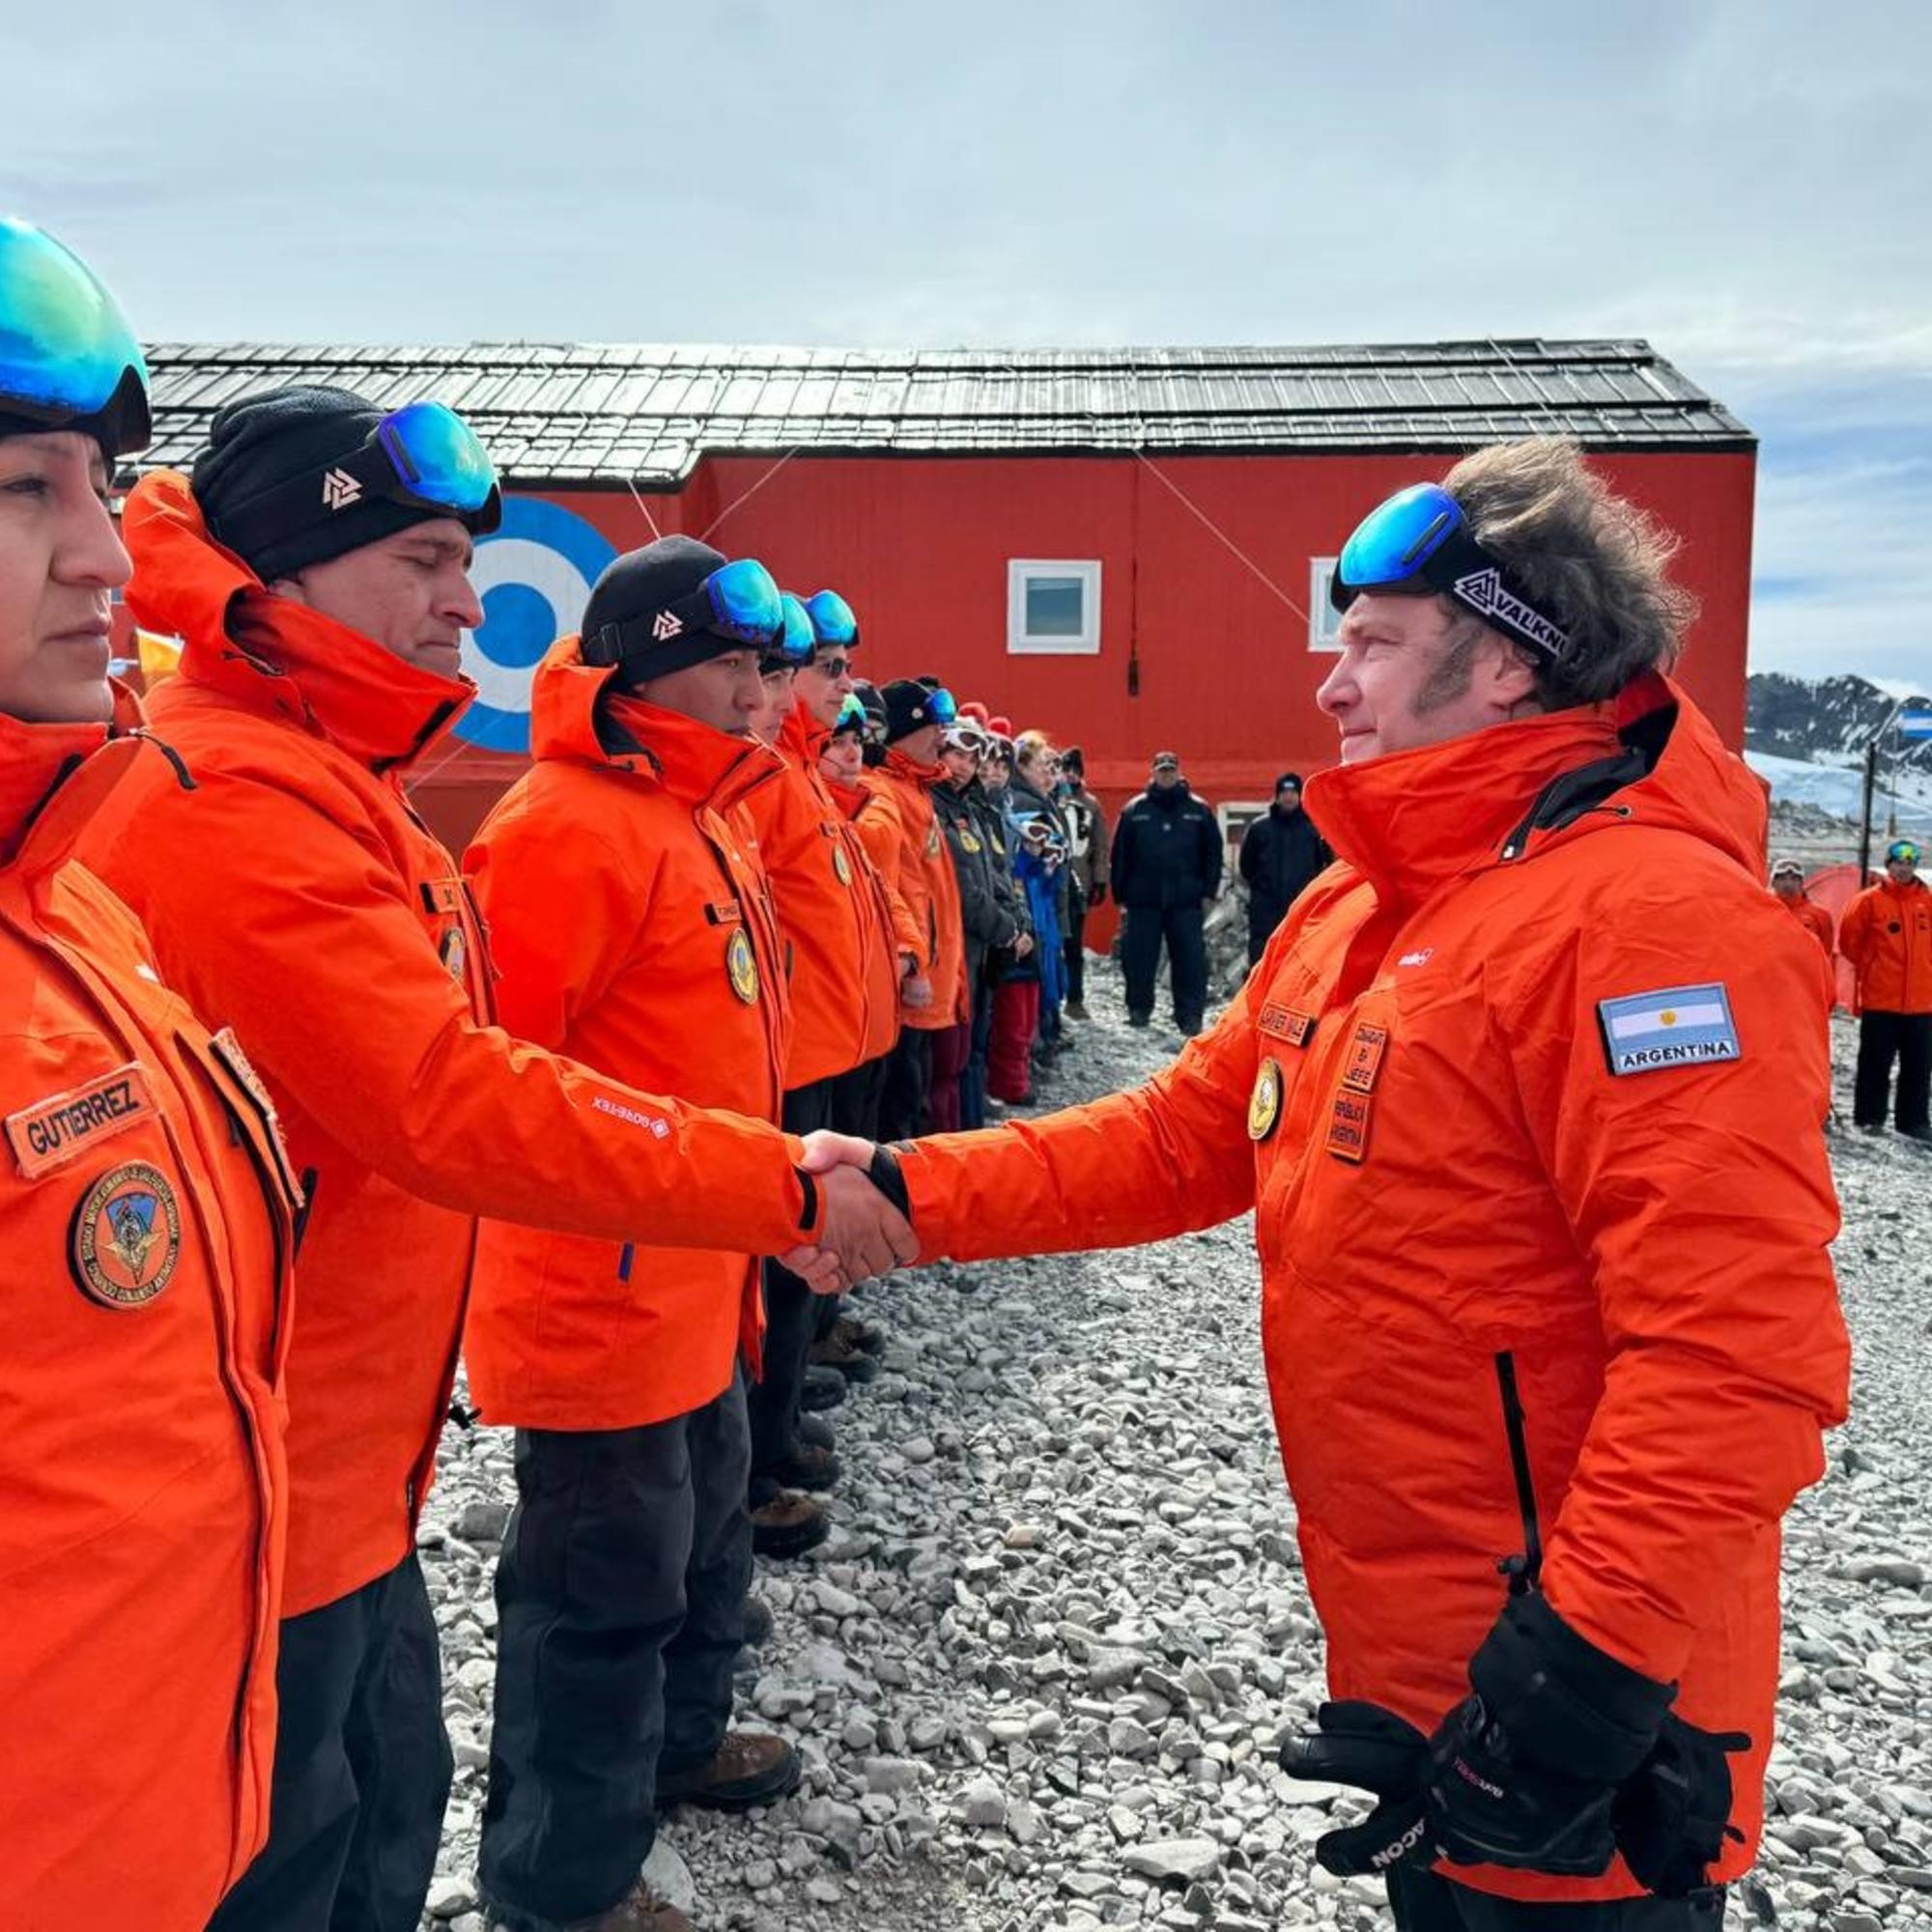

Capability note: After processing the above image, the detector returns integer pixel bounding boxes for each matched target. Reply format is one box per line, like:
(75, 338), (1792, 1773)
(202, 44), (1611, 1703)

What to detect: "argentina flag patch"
(1596, 982), (1742, 1077)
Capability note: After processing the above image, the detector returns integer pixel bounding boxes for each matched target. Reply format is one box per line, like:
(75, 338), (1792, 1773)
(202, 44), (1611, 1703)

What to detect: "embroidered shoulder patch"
(1597, 982), (1741, 1077)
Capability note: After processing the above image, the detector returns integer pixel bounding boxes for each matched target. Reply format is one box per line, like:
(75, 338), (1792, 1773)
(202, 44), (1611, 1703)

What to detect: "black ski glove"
(1612, 1714), (1748, 1896)
(1282, 1591), (1676, 1880)
(1280, 1701), (1433, 1876)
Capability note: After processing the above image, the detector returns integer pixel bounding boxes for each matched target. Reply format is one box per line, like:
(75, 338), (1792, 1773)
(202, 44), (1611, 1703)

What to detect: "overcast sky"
(11, 0), (1927, 690)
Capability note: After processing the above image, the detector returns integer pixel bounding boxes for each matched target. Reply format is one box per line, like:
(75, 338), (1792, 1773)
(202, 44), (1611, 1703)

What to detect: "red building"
(139, 339), (1754, 852)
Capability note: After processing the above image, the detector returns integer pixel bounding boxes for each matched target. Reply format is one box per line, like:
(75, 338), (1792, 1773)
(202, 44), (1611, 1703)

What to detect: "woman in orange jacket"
(820, 446), (1849, 1929)
(1839, 838), (1932, 1135)
(862, 678), (969, 1139)
(74, 390), (890, 1932)
(0, 220), (295, 1930)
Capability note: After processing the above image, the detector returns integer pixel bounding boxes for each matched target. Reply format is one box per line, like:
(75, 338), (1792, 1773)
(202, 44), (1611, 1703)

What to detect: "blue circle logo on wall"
(457, 497), (618, 752)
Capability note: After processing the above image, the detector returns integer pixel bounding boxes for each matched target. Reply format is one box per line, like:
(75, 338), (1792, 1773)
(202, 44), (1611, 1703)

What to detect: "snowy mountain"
(1747, 671), (1932, 775)
(1746, 750), (1932, 839)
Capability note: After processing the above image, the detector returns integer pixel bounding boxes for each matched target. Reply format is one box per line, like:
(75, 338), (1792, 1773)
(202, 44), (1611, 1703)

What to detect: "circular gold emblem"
(725, 925), (759, 1005)
(71, 1160), (183, 1308)
(1248, 1058), (1283, 1143)
(832, 844), (852, 886)
(959, 830), (982, 854)
(926, 823), (941, 858)
(440, 925), (468, 982)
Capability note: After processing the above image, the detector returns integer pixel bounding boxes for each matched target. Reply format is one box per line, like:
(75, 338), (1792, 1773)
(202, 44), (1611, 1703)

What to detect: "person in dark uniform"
(1238, 771), (1332, 966)
(1110, 749), (1223, 1032)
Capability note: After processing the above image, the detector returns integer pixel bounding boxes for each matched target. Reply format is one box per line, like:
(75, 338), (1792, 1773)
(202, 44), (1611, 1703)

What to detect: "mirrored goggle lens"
(806, 588), (858, 646)
(834, 695), (868, 732)
(377, 400), (497, 514)
(1334, 482), (1464, 603)
(776, 593), (816, 666)
(926, 687), (959, 727)
(1889, 843), (1920, 864)
(0, 217), (149, 431)
(704, 558), (784, 643)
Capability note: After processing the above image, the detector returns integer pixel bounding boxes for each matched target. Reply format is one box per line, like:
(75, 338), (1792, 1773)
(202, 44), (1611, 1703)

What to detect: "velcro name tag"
(7, 1064), (157, 1179)
(1258, 1004), (1317, 1046)
(1341, 1023), (1389, 1094)
(420, 879), (464, 916)
(702, 900), (744, 926)
(1326, 1088), (1373, 1163)
(1597, 982), (1741, 1077)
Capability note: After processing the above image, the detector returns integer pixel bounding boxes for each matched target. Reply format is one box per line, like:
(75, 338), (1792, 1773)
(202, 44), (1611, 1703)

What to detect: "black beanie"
(882, 678), (945, 744)
(581, 535), (745, 683)
(192, 385), (448, 583)
(1276, 771), (1304, 793)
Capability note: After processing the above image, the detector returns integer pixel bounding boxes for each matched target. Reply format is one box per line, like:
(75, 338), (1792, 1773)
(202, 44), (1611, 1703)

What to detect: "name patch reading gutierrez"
(7, 1065), (157, 1179)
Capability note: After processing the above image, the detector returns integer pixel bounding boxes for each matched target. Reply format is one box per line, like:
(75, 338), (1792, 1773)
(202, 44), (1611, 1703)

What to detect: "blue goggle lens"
(776, 593), (816, 667)
(1335, 482), (1464, 603)
(377, 400), (497, 515)
(834, 694), (867, 732)
(927, 687), (959, 727)
(703, 557), (785, 644)
(0, 217), (150, 450)
(806, 588), (858, 646)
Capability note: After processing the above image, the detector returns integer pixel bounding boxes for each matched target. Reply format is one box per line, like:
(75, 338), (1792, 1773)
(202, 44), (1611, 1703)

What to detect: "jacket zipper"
(1492, 1350), (1543, 1595)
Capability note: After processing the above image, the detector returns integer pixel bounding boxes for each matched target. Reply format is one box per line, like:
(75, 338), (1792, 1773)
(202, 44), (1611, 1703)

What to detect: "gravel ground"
(418, 974), (1932, 1932)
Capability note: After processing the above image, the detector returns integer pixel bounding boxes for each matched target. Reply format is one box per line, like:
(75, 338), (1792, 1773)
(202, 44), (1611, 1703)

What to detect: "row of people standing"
(0, 219), (919, 1932)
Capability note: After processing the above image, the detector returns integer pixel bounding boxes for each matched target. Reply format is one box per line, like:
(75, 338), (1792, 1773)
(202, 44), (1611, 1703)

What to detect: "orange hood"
(124, 469), (473, 776)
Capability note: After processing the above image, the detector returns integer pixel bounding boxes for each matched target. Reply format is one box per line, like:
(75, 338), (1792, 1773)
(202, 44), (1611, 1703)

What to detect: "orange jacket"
(1778, 891), (1834, 959)
(81, 474), (826, 1613)
(1839, 874), (1932, 1013)
(747, 699), (898, 1087)
(862, 749), (969, 1028)
(1, 707), (295, 1927)
(826, 771), (907, 1067)
(894, 676), (1848, 1905)
(465, 646), (794, 1429)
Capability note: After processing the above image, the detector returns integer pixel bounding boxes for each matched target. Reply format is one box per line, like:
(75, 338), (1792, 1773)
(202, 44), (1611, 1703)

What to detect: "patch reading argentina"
(1596, 982), (1741, 1077)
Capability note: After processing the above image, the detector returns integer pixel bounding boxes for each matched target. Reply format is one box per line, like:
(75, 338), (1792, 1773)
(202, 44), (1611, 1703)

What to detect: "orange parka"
(894, 675), (1848, 1906)
(464, 644), (795, 1429)
(1839, 873), (1932, 1013)
(861, 747), (969, 1028)
(827, 768), (907, 1062)
(748, 699), (898, 1086)
(79, 474), (826, 1614)
(1778, 890), (1835, 961)
(0, 707), (295, 1928)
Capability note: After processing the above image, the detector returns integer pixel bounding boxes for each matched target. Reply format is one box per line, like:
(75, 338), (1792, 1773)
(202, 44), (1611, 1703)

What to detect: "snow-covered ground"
(418, 972), (1932, 1932)
(1747, 749), (1932, 840)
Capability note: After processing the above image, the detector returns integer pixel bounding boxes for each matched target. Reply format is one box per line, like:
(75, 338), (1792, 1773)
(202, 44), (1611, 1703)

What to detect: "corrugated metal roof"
(139, 339), (1750, 485)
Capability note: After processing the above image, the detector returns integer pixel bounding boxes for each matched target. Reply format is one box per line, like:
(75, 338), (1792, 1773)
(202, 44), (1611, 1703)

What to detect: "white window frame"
(1008, 558), (1102, 655)
(1309, 556), (1344, 652)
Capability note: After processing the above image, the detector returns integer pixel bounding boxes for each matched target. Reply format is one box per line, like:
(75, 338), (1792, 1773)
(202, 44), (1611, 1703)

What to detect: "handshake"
(780, 1132), (923, 1293)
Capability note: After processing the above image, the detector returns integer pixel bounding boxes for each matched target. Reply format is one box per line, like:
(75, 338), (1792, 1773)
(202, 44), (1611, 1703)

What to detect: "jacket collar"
(0, 682), (158, 872)
(884, 745), (945, 786)
(528, 636), (781, 810)
(780, 696), (833, 767)
(124, 469), (473, 776)
(1303, 672), (1764, 911)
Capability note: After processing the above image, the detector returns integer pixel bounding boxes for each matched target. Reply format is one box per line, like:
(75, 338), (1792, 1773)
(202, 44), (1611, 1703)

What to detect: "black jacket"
(935, 779), (1019, 985)
(1110, 781), (1223, 911)
(1239, 802), (1332, 942)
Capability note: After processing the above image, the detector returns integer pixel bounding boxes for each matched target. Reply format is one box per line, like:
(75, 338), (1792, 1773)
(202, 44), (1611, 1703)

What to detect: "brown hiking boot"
(486, 1875), (690, 1932)
(750, 1490), (829, 1558)
(770, 1441), (840, 1492)
(807, 1329), (879, 1383)
(656, 1730), (802, 1813)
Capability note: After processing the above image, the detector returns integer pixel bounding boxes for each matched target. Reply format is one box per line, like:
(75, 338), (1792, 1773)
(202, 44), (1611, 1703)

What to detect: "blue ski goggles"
(767, 592), (817, 671)
(218, 399), (502, 556)
(0, 217), (151, 454)
(1332, 482), (1573, 663)
(924, 686), (959, 728)
(805, 587), (859, 648)
(1888, 840), (1921, 866)
(590, 555), (786, 671)
(831, 693), (869, 737)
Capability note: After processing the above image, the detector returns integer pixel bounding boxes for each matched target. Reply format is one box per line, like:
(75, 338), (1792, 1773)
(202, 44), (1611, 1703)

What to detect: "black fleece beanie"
(581, 536), (745, 683)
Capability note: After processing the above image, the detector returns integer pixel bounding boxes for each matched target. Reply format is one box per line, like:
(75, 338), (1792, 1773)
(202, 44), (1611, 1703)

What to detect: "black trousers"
(877, 1025), (931, 1145)
(1388, 1869), (1726, 1930)
(748, 1079), (837, 1492)
(1121, 901), (1208, 1030)
(479, 1378), (752, 1924)
(208, 1555), (451, 1932)
(1064, 901), (1088, 1004)
(1853, 1008), (1932, 1130)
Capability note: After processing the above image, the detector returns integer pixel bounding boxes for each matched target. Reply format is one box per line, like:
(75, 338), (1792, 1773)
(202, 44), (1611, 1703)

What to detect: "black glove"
(867, 1142), (912, 1218)
(1612, 1714), (1747, 1897)
(1283, 1592), (1676, 1881)
(1280, 1701), (1432, 1876)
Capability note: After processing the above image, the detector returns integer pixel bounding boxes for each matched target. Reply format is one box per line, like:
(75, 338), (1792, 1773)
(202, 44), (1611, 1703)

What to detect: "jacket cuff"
(1466, 1590), (1676, 1784)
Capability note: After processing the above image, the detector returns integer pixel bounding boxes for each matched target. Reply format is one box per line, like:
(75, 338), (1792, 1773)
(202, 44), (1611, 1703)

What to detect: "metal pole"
(1859, 737), (1877, 883)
